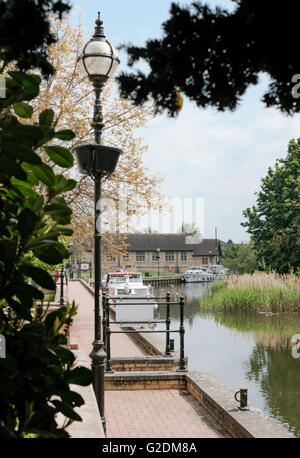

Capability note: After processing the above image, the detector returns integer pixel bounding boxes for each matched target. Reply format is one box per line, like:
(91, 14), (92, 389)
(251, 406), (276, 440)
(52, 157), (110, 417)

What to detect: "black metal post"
(178, 295), (186, 371)
(89, 79), (107, 434)
(102, 294), (107, 351)
(165, 292), (171, 356)
(105, 296), (113, 372)
(75, 13), (122, 437)
(59, 267), (64, 307)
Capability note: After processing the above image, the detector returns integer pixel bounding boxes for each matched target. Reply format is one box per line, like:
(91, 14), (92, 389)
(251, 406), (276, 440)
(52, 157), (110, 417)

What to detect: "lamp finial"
(95, 11), (102, 26)
(94, 11), (105, 39)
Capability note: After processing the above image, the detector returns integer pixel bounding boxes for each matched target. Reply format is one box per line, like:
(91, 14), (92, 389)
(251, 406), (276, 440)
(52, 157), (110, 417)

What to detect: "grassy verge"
(73, 271), (92, 279)
(200, 272), (300, 313)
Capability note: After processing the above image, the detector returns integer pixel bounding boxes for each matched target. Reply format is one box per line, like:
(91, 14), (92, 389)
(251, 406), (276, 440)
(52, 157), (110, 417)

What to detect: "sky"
(69, 0), (300, 242)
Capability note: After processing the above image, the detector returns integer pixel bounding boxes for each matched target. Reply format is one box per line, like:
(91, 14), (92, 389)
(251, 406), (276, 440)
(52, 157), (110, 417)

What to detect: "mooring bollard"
(235, 388), (249, 410)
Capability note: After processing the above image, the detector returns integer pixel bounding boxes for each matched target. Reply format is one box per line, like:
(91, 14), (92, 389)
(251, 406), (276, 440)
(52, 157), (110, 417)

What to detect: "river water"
(153, 282), (300, 437)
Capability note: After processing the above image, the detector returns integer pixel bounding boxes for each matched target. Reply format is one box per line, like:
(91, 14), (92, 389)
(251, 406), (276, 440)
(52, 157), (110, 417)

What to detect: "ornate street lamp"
(156, 248), (160, 277)
(73, 12), (122, 435)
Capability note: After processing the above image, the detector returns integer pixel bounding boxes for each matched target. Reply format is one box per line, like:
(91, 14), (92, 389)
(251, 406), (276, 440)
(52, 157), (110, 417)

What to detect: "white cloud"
(138, 83), (300, 242)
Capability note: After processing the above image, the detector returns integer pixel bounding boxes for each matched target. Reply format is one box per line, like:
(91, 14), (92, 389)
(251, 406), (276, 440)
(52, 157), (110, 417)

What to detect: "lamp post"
(156, 248), (160, 277)
(74, 12), (122, 435)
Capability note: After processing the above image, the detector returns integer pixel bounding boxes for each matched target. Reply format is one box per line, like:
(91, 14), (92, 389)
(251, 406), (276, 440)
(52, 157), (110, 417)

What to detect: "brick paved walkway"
(68, 281), (228, 438)
(106, 390), (228, 438)
(68, 281), (148, 360)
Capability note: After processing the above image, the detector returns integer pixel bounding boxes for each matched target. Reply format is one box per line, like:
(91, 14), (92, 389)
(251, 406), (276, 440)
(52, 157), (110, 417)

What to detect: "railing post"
(165, 291), (171, 356)
(178, 295), (186, 371)
(105, 295), (113, 372)
(59, 267), (65, 307)
(103, 294), (107, 352)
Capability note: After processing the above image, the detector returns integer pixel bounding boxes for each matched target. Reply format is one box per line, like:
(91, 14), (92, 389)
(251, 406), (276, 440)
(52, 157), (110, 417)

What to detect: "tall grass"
(200, 272), (300, 312)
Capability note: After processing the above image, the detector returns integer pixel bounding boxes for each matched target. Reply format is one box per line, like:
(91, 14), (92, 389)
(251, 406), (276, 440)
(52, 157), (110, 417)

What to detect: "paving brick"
(68, 282), (228, 438)
(106, 390), (229, 438)
(68, 282), (148, 361)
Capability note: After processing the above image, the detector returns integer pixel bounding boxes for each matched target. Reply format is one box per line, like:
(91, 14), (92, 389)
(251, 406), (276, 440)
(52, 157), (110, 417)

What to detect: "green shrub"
(0, 71), (92, 438)
(200, 273), (300, 312)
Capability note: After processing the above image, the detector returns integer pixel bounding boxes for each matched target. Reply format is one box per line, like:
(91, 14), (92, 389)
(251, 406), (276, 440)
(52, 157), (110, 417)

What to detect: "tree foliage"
(0, 0), (70, 76)
(221, 242), (258, 274)
(31, 17), (165, 256)
(0, 72), (92, 437)
(242, 139), (300, 274)
(118, 1), (300, 116)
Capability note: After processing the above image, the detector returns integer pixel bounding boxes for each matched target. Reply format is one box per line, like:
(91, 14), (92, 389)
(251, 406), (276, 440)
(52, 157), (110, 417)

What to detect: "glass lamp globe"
(80, 12), (120, 82)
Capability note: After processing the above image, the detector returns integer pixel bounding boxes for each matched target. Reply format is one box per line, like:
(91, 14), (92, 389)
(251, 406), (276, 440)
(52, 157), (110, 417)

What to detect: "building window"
(165, 251), (174, 262)
(181, 252), (187, 261)
(136, 251), (145, 262)
(106, 255), (116, 262)
(202, 257), (208, 265)
(152, 252), (159, 262)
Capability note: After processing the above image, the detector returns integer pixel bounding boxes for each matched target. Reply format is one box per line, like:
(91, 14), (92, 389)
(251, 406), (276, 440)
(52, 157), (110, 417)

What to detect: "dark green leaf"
(52, 400), (82, 422)
(55, 175), (77, 194)
(0, 77), (24, 109)
(61, 390), (84, 408)
(5, 124), (43, 147)
(22, 164), (40, 186)
(11, 178), (38, 199)
(0, 239), (17, 269)
(18, 208), (37, 240)
(45, 201), (72, 218)
(65, 366), (93, 386)
(32, 242), (69, 264)
(14, 288), (34, 309)
(55, 226), (73, 236)
(20, 265), (55, 290)
(9, 72), (41, 101)
(26, 194), (44, 212)
(31, 163), (56, 187)
(39, 227), (73, 240)
(36, 126), (55, 147)
(2, 158), (27, 180)
(55, 346), (75, 365)
(54, 129), (75, 141)
(44, 146), (74, 168)
(3, 142), (41, 165)
(39, 109), (54, 127)
(13, 102), (33, 119)
(23, 284), (44, 300)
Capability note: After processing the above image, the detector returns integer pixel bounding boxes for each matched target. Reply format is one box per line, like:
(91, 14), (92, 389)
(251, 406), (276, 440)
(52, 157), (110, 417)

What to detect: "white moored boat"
(103, 271), (157, 322)
(209, 264), (230, 279)
(182, 266), (215, 283)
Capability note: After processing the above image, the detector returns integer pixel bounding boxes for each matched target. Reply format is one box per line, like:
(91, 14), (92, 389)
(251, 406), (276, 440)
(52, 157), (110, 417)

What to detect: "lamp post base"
(90, 339), (106, 435)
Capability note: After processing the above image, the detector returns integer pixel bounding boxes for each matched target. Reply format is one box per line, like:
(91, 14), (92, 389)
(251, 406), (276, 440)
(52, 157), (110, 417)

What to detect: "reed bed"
(200, 272), (300, 312)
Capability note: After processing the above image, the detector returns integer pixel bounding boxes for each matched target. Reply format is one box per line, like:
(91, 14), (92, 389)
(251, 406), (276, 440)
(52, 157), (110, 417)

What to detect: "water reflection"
(153, 283), (300, 437)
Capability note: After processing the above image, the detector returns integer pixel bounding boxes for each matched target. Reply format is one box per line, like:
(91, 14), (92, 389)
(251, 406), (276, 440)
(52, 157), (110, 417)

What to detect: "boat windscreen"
(128, 275), (142, 282)
(109, 276), (127, 283)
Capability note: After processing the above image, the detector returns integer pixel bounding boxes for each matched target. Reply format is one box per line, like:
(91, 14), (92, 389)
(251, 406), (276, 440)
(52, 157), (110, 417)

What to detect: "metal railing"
(103, 292), (186, 372)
